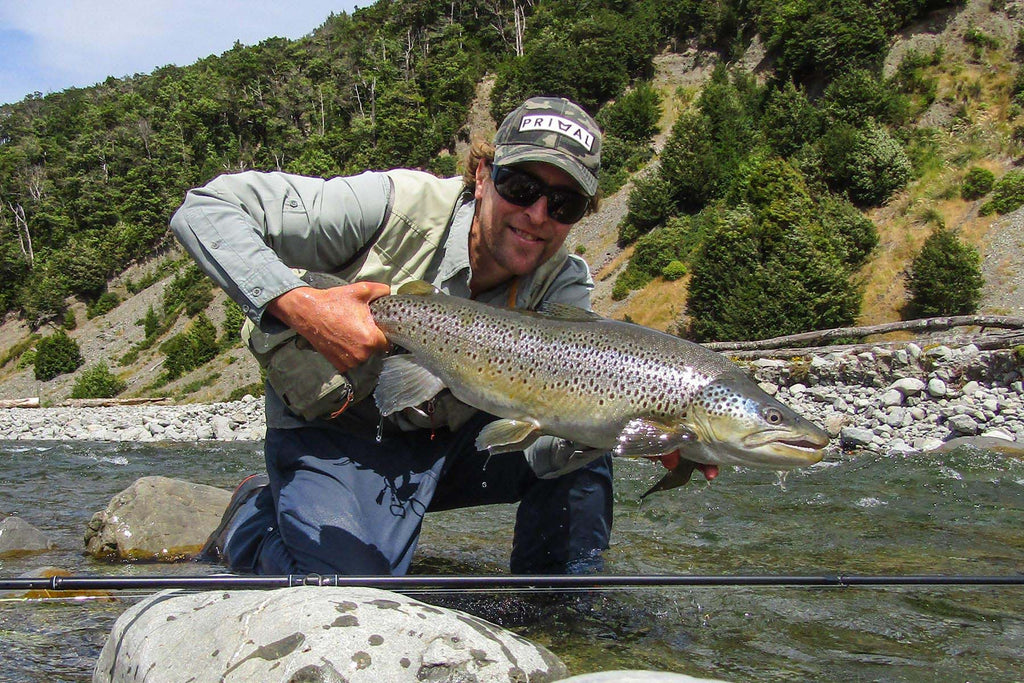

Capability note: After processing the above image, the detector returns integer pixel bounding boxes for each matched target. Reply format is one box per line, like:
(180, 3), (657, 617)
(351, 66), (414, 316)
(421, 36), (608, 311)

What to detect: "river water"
(0, 439), (1021, 682)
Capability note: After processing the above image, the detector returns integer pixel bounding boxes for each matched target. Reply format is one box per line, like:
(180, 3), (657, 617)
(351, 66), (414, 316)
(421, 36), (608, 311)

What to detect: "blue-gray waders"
(212, 413), (613, 575)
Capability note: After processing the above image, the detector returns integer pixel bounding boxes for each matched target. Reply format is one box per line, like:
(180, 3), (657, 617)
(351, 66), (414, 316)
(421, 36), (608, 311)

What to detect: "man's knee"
(511, 455), (613, 574)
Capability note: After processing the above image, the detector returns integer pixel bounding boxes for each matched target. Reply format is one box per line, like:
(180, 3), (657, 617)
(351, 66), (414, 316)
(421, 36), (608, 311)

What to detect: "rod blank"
(2, 573), (1022, 593)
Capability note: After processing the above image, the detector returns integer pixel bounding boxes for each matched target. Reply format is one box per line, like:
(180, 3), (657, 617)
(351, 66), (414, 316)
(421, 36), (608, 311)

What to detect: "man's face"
(471, 160), (582, 283)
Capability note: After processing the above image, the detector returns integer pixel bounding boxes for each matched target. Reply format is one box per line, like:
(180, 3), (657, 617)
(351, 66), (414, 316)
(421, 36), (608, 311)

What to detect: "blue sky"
(0, 1), (365, 106)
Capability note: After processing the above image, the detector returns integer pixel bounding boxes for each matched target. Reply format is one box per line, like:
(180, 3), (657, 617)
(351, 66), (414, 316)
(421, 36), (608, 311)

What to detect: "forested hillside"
(2, 0), (1022, 402)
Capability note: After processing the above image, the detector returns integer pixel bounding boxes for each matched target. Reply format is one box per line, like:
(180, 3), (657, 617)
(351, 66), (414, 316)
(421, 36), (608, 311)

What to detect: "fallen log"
(724, 331), (1024, 359)
(0, 397), (40, 409)
(705, 315), (1024, 353)
(60, 397), (173, 408)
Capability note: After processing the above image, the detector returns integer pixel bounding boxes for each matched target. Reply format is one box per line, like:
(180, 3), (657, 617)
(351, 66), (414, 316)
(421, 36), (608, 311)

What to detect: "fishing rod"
(2, 573), (1023, 593)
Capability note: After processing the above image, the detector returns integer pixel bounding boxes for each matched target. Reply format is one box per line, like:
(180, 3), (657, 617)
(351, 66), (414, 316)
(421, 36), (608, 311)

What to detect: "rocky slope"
(1, 0), (1023, 407)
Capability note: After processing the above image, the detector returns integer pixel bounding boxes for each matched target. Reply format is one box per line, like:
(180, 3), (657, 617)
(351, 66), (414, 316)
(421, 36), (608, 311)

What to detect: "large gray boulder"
(93, 586), (568, 682)
(84, 476), (230, 561)
(0, 516), (55, 557)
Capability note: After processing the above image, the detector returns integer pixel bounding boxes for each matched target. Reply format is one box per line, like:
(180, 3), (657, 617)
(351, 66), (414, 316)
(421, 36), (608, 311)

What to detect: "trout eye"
(763, 407), (784, 425)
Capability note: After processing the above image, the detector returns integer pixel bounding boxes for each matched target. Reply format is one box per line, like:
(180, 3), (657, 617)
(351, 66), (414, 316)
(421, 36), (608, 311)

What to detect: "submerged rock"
(84, 476), (230, 561)
(0, 516), (55, 558)
(930, 435), (1024, 457)
(93, 586), (568, 683)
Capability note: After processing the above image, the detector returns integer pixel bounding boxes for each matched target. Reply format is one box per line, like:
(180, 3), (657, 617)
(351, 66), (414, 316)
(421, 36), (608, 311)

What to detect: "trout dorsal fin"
(396, 280), (440, 296)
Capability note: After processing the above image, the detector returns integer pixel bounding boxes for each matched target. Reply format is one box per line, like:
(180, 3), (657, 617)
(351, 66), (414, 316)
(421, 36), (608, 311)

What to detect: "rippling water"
(1, 440), (1022, 682)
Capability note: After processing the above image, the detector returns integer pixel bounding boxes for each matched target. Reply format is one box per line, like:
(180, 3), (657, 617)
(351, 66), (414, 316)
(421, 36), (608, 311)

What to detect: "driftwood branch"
(704, 315), (1024, 353)
(59, 397), (172, 408)
(0, 398), (40, 408)
(722, 331), (1024, 359)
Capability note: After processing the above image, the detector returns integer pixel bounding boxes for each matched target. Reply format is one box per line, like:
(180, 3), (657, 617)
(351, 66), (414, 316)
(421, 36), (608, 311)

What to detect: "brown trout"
(370, 281), (829, 494)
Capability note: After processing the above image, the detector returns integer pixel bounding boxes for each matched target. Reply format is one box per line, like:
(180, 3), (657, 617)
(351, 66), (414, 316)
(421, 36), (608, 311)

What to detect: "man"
(171, 96), (613, 576)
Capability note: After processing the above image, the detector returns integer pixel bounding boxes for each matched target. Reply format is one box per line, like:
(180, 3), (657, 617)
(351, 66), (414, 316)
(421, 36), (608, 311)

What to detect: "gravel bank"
(1, 343), (1021, 455)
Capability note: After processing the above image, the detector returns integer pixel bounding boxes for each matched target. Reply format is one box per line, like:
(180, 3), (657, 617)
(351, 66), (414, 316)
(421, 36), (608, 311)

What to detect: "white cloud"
(0, 0), (362, 104)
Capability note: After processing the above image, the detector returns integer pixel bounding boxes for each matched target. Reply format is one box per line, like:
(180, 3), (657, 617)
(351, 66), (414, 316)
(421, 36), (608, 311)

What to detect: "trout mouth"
(742, 426), (830, 451)
(740, 429), (829, 465)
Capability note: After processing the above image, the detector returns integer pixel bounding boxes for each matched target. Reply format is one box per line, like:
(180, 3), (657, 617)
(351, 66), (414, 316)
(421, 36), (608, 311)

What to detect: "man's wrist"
(266, 286), (318, 330)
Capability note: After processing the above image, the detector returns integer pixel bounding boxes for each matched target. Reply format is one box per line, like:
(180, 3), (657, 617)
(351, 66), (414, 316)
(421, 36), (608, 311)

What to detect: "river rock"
(946, 414), (980, 436)
(927, 378), (947, 398)
(840, 427), (877, 449)
(93, 586), (568, 683)
(84, 476), (230, 561)
(880, 389), (904, 407)
(0, 516), (55, 557)
(890, 377), (926, 397)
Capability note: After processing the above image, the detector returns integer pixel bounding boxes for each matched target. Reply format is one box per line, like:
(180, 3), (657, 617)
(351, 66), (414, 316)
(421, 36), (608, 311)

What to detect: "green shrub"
(621, 173), (675, 243)
(160, 313), (219, 380)
(659, 66), (759, 212)
(87, 292), (121, 319)
(817, 196), (879, 269)
(596, 82), (661, 143)
(760, 81), (820, 158)
(1, 335), (39, 369)
(427, 154), (457, 178)
(979, 170), (1024, 215)
(961, 167), (995, 200)
(686, 199), (860, 342)
(598, 135), (654, 197)
(63, 309), (77, 331)
(611, 276), (635, 301)
(70, 362), (126, 399)
(220, 299), (247, 346)
(662, 260), (688, 280)
(614, 216), (705, 298)
(163, 263), (213, 317)
(818, 121), (912, 206)
(17, 349), (37, 370)
(34, 330), (84, 381)
(907, 229), (983, 317)
(142, 305), (161, 339)
(228, 381), (266, 402)
(821, 69), (909, 127)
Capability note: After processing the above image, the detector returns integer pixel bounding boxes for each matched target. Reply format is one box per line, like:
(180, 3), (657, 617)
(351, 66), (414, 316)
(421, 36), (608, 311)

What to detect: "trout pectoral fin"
(614, 418), (697, 457)
(640, 461), (698, 499)
(475, 418), (541, 454)
(374, 354), (446, 416)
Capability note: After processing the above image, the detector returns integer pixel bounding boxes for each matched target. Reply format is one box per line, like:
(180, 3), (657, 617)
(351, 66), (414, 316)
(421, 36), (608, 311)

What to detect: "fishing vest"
(243, 168), (569, 421)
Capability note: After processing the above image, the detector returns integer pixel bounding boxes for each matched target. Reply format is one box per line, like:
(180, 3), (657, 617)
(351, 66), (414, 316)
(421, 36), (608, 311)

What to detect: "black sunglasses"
(490, 165), (591, 224)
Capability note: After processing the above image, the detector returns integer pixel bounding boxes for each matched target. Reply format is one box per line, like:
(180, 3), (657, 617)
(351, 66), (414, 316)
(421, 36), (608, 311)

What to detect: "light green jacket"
(170, 168), (594, 437)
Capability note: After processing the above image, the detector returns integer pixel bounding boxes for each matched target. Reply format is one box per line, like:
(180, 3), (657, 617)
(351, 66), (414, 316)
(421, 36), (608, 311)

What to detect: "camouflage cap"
(493, 96), (601, 196)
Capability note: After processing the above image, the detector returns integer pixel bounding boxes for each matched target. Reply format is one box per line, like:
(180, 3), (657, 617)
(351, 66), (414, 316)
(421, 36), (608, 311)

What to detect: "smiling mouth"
(510, 226), (542, 242)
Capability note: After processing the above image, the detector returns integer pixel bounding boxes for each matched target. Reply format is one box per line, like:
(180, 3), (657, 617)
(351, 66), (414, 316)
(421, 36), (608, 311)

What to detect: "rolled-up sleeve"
(169, 170), (391, 327)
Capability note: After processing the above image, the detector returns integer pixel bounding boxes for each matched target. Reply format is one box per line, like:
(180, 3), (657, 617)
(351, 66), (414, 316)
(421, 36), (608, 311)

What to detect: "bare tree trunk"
(513, 0), (525, 57)
(6, 201), (33, 267)
(318, 86), (326, 136)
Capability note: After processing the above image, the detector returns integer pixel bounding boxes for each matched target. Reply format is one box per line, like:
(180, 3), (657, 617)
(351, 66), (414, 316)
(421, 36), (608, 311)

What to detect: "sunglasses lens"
(493, 167), (542, 207)
(547, 191), (589, 224)
(491, 166), (589, 224)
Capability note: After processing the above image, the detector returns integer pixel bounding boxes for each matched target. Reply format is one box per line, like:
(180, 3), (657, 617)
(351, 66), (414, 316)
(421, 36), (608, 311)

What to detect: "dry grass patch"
(619, 276), (691, 332)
